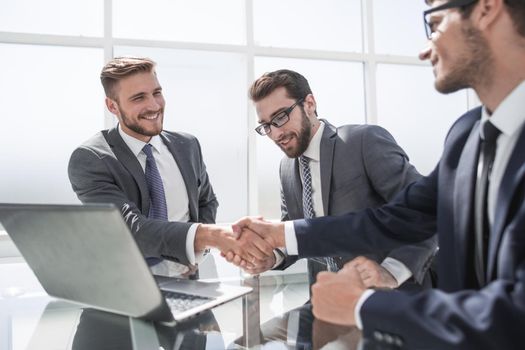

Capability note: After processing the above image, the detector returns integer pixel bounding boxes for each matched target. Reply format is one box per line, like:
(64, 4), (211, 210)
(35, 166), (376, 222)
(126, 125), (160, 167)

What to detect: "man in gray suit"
(68, 57), (271, 278)
(239, 69), (437, 289)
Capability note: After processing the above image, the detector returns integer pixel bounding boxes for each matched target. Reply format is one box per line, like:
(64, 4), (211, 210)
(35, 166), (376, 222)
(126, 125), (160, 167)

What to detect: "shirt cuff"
(284, 221), (299, 255)
(271, 248), (286, 269)
(355, 289), (375, 330)
(186, 223), (200, 265)
(381, 257), (412, 286)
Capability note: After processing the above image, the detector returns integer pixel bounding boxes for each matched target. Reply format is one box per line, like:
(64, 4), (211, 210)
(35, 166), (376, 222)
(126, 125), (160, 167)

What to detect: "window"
(376, 64), (468, 175)
(253, 0), (362, 52)
(113, 0), (245, 45)
(0, 43), (104, 205)
(0, 0), (103, 36)
(0, 0), (472, 258)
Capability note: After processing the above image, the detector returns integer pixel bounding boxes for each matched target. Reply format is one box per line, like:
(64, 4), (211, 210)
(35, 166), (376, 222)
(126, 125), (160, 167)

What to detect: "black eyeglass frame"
(255, 97), (305, 136)
(423, 0), (478, 39)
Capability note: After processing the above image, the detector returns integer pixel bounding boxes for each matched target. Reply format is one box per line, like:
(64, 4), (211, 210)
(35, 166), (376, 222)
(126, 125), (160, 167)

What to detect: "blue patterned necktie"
(143, 144), (167, 266)
(299, 155), (338, 272)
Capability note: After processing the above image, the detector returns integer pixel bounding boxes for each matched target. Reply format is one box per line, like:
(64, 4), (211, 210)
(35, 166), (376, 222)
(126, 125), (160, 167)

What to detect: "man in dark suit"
(240, 69), (436, 290)
(68, 57), (271, 278)
(233, 0), (525, 347)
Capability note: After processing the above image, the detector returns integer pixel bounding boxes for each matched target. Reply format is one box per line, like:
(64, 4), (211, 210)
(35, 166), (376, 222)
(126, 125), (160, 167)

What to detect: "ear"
(105, 97), (120, 116)
(473, 0), (505, 31)
(304, 93), (317, 117)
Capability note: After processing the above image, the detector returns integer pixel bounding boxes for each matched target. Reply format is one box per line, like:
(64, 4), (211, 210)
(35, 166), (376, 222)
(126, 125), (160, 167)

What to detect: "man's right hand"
(219, 217), (287, 269)
(232, 216), (286, 249)
(223, 249), (277, 274)
(195, 223), (274, 265)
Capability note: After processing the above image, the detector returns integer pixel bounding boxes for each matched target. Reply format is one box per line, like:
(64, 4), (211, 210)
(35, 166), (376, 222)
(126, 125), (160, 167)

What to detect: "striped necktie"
(299, 155), (338, 272)
(143, 144), (167, 266)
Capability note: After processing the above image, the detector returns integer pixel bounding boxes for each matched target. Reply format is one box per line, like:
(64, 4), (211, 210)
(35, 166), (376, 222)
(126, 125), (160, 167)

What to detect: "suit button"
(394, 336), (404, 346)
(373, 331), (384, 342)
(384, 334), (394, 344)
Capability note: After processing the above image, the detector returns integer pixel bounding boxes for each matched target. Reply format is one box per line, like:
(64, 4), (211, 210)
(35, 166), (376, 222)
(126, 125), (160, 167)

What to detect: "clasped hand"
(213, 216), (284, 273)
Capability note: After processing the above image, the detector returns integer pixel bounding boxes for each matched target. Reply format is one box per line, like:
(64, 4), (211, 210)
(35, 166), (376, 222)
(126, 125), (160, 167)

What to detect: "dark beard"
(282, 108), (312, 158)
(119, 108), (163, 137)
(435, 24), (493, 94)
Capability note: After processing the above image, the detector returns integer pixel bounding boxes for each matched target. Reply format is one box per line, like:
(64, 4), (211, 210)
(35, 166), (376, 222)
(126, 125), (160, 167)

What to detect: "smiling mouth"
(277, 134), (294, 147)
(141, 111), (161, 120)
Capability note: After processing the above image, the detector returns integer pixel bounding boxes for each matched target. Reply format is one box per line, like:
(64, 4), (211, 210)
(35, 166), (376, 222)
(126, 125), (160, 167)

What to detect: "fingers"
(343, 255), (368, 269)
(343, 256), (397, 288)
(221, 251), (274, 275)
(231, 216), (262, 238)
(240, 229), (274, 256)
(224, 251), (234, 262)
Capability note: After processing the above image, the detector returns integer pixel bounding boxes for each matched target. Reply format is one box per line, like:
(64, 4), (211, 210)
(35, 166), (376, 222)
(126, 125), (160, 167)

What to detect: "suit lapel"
(453, 120), (481, 283)
(488, 126), (525, 279)
(282, 157), (304, 216)
(104, 127), (151, 214)
(320, 121), (337, 216)
(160, 132), (198, 221)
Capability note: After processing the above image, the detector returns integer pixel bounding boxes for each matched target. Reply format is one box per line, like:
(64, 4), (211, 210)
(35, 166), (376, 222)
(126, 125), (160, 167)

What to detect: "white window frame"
(0, 0), (479, 258)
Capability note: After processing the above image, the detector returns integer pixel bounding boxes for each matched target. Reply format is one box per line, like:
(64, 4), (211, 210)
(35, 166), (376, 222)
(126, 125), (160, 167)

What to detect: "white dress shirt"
(354, 80), (525, 329)
(281, 121), (412, 285)
(119, 126), (204, 276)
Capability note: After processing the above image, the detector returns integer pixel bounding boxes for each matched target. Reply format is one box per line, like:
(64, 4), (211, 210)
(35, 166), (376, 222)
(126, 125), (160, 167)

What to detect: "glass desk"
(0, 260), (390, 350)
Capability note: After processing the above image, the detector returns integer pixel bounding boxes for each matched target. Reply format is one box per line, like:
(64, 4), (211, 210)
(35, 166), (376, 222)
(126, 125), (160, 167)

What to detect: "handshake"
(195, 216), (399, 326)
(195, 216), (285, 274)
(194, 217), (399, 291)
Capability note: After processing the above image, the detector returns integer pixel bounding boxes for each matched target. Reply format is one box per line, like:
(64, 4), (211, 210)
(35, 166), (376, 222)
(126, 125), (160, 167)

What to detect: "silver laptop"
(0, 203), (252, 324)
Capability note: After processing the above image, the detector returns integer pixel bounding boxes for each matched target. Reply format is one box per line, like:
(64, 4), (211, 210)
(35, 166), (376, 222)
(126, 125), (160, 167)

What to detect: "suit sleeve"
(361, 265), (525, 349)
(275, 162), (299, 270)
(193, 138), (218, 224)
(68, 146), (193, 265)
(361, 126), (438, 283)
(294, 163), (438, 258)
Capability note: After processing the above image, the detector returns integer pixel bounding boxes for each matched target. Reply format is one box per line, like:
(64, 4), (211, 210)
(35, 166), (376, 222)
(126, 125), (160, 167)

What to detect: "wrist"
(271, 222), (286, 248)
(195, 224), (225, 251)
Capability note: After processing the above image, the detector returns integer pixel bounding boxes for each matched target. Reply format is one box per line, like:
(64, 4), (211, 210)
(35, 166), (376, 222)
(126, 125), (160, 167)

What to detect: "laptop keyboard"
(163, 291), (213, 313)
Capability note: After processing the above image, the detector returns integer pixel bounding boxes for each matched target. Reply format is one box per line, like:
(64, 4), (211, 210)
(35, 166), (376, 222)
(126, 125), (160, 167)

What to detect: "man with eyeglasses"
(233, 0), (525, 347)
(228, 69), (437, 293)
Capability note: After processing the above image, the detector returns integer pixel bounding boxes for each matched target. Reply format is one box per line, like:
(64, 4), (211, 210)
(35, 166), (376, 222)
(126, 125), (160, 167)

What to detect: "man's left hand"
(311, 265), (366, 326)
(345, 256), (398, 289)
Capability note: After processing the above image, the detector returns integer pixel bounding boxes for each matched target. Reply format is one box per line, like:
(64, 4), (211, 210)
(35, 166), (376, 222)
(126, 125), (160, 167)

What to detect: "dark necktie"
(474, 121), (501, 286)
(299, 156), (338, 272)
(143, 144), (168, 266)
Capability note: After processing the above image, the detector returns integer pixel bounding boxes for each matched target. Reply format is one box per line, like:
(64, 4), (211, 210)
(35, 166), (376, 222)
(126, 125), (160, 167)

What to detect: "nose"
(148, 94), (164, 111)
(269, 124), (284, 141)
(419, 44), (431, 61)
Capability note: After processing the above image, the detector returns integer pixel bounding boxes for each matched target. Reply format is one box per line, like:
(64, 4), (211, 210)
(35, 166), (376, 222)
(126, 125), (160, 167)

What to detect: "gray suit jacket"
(278, 120), (437, 284)
(68, 126), (218, 266)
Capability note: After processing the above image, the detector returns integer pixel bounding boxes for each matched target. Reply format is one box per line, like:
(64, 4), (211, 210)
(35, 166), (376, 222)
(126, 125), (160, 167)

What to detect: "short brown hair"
(100, 56), (156, 99)
(249, 69), (313, 102)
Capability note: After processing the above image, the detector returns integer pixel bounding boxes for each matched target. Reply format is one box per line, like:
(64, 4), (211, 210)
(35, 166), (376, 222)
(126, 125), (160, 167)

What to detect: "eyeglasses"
(423, 0), (478, 39)
(255, 98), (304, 136)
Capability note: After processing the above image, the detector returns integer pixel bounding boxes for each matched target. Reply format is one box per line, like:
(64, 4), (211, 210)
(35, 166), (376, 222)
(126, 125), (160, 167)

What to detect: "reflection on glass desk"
(0, 261), (393, 350)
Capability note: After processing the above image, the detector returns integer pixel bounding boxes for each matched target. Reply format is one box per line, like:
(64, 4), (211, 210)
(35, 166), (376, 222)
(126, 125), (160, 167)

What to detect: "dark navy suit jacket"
(293, 107), (525, 348)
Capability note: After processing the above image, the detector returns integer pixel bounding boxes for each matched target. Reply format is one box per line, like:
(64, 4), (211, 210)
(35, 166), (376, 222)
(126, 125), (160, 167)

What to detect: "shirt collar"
(481, 80), (525, 139)
(118, 124), (163, 157)
(302, 120), (325, 162)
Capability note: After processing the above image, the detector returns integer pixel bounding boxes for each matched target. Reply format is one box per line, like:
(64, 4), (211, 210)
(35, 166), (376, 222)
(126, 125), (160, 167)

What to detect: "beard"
(435, 23), (493, 94)
(277, 108), (312, 158)
(119, 106), (164, 137)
